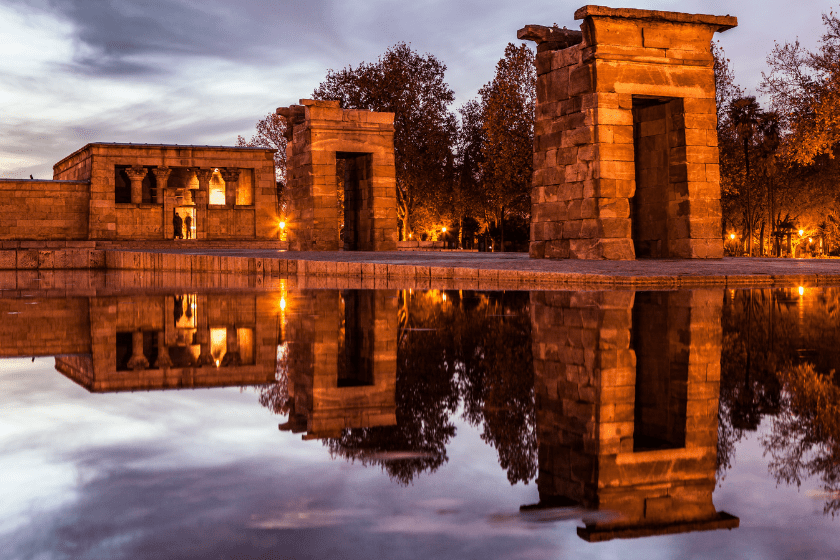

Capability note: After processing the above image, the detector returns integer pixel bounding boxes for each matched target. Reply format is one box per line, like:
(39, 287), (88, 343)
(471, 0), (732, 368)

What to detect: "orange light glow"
(799, 229), (805, 237)
(799, 286), (805, 296)
(279, 221), (286, 230)
(729, 233), (736, 240)
(441, 227), (447, 233)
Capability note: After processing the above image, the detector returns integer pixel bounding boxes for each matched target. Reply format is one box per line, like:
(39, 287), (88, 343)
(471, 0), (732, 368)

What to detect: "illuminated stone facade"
(0, 143), (279, 243)
(523, 7), (737, 260)
(279, 100), (398, 251)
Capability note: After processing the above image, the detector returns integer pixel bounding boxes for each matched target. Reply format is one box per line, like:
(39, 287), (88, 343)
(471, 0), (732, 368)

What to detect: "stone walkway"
(108, 248), (840, 288)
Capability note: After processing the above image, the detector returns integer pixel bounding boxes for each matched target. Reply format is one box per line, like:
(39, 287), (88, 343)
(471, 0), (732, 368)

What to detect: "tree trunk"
(499, 206), (505, 253)
(759, 221), (765, 256)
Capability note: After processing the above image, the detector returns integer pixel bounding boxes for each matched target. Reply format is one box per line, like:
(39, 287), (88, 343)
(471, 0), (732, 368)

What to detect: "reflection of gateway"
(280, 290), (398, 439)
(529, 289), (739, 541)
(25, 293), (277, 392)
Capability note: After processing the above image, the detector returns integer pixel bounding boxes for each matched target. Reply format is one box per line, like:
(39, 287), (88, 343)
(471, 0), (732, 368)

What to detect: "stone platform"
(104, 249), (840, 289)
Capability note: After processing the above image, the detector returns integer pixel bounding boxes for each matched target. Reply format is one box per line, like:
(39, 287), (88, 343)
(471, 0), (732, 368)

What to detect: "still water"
(2, 285), (840, 559)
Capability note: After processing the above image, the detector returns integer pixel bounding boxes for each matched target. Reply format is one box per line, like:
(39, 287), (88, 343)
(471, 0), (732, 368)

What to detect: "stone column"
(221, 168), (240, 207)
(125, 166), (147, 205)
(195, 168), (212, 240)
(154, 331), (173, 368)
(153, 167), (172, 239)
(221, 325), (241, 366)
(127, 330), (149, 370)
(152, 166), (171, 204)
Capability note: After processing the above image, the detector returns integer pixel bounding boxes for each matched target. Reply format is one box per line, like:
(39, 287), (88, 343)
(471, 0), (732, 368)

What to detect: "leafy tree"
(237, 112), (288, 217)
(762, 9), (840, 165)
(312, 43), (457, 240)
(236, 112), (287, 184)
(476, 43), (536, 251)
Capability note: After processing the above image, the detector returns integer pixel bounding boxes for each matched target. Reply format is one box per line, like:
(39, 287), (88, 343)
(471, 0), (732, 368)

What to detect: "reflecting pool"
(2, 284), (840, 559)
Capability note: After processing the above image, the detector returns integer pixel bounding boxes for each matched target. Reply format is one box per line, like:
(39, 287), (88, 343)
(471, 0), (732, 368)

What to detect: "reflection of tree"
(764, 363), (840, 515)
(329, 290), (535, 485)
(258, 290), (537, 486)
(456, 292), (535, 484)
(719, 287), (840, 501)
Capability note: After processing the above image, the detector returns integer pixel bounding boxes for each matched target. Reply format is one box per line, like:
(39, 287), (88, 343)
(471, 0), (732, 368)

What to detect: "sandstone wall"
(527, 7), (733, 260)
(53, 144), (277, 241)
(282, 100), (398, 251)
(0, 180), (90, 240)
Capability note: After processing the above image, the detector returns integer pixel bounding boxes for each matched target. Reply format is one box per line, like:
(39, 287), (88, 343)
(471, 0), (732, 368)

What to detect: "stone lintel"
(574, 5), (738, 32)
(299, 99), (340, 108)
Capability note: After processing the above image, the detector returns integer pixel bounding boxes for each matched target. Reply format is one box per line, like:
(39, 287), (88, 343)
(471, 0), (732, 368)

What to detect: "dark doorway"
(337, 290), (374, 387)
(630, 291), (688, 451)
(336, 152), (373, 251)
(631, 97), (682, 258)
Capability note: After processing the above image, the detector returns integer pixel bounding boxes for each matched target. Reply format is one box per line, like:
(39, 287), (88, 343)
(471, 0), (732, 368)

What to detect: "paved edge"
(99, 250), (840, 289)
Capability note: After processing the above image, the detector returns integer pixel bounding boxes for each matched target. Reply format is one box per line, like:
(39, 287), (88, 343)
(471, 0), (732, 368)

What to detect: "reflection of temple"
(0, 293), (278, 392)
(280, 290), (398, 439)
(530, 289), (739, 541)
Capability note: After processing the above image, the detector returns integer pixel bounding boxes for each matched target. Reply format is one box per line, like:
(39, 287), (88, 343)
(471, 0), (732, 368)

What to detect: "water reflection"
(2, 284), (840, 554)
(530, 290), (737, 541)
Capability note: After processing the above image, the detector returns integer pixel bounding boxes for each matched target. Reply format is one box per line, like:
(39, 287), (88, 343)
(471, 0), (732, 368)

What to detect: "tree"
(237, 112), (288, 217)
(312, 43), (457, 240)
(477, 43), (536, 252)
(236, 112), (287, 184)
(762, 9), (840, 166)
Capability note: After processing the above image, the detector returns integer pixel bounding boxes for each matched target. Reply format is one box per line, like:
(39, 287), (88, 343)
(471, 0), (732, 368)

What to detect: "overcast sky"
(0, 0), (835, 179)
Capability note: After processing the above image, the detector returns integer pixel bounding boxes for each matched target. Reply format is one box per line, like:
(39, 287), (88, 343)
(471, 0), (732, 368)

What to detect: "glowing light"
(799, 286), (805, 296)
(280, 297), (286, 310)
(729, 233), (736, 240)
(442, 293), (447, 302)
(799, 229), (804, 237)
(215, 359), (220, 367)
(408, 233), (412, 239)
(809, 238), (813, 243)
(441, 227), (447, 233)
(279, 221), (286, 230)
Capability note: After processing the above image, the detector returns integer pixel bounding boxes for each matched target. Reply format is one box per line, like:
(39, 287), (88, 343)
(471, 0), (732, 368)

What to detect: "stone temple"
(522, 6), (738, 260)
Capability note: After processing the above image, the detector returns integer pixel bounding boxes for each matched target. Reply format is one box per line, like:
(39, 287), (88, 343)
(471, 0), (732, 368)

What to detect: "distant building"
(0, 143), (280, 244)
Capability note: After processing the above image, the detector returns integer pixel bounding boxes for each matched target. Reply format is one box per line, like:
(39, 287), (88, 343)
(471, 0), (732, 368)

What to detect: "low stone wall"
(0, 179), (89, 240)
(0, 241), (104, 270)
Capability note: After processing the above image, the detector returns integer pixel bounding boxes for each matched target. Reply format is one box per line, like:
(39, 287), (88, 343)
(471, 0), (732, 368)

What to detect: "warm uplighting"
(799, 286), (805, 296)
(215, 359), (220, 368)
(799, 229), (804, 237)
(408, 233), (413, 239)
(279, 297), (286, 310)
(729, 233), (736, 240)
(442, 292), (447, 302)
(279, 221), (286, 230)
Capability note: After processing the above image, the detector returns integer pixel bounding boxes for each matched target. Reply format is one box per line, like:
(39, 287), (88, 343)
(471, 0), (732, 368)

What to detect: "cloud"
(8, 0), (347, 78)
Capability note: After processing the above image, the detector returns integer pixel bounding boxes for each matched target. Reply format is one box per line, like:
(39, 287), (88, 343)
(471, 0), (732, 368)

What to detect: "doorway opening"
(336, 152), (373, 251)
(631, 97), (683, 258)
(174, 206), (196, 240)
(630, 292), (688, 451)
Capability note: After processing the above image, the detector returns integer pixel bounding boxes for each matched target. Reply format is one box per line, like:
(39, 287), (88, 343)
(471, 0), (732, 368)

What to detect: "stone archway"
(278, 99), (398, 251)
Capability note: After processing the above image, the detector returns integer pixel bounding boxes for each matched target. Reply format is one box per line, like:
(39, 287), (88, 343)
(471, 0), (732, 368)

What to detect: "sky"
(0, 0), (836, 179)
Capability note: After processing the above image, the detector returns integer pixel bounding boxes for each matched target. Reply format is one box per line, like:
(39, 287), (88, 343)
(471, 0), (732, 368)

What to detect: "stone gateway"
(522, 6), (738, 260)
